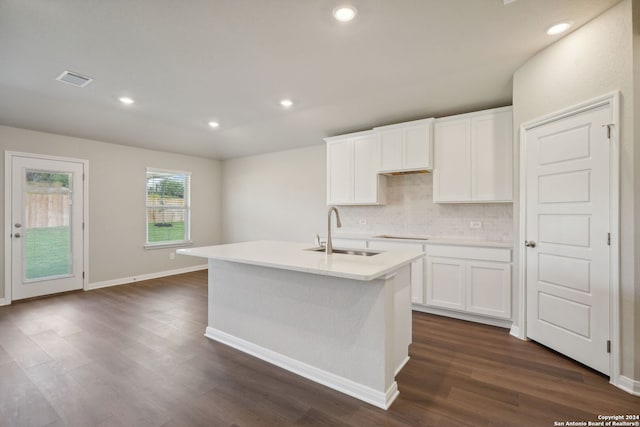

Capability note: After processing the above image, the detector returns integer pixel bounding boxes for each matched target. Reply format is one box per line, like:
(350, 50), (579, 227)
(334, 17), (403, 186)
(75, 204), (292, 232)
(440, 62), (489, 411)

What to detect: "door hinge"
(82, 173), (85, 181)
(607, 232), (611, 245)
(607, 340), (611, 353)
(82, 222), (85, 230)
(82, 271), (85, 279)
(603, 123), (613, 140)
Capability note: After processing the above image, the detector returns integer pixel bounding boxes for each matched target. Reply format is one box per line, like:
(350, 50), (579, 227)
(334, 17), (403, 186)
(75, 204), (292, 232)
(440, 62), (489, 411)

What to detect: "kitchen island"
(177, 240), (424, 409)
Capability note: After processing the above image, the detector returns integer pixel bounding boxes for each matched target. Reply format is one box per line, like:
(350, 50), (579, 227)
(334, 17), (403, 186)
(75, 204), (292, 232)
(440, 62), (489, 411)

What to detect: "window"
(145, 168), (191, 247)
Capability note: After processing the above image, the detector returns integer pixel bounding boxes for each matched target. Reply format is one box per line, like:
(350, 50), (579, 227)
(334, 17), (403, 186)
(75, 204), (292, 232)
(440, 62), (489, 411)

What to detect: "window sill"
(144, 241), (193, 250)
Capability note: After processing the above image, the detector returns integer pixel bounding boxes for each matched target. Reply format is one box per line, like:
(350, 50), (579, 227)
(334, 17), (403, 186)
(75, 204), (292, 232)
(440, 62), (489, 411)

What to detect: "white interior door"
(9, 154), (85, 300)
(524, 104), (611, 375)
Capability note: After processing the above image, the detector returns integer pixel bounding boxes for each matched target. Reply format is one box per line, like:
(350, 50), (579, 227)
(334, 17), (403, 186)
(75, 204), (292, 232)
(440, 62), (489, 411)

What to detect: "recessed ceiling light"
(208, 121), (220, 128)
(333, 6), (357, 22)
(119, 96), (135, 105)
(546, 21), (572, 35)
(280, 99), (293, 108)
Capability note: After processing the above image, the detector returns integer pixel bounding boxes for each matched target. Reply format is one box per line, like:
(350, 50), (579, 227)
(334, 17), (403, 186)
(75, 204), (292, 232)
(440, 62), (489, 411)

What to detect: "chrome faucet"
(326, 206), (342, 255)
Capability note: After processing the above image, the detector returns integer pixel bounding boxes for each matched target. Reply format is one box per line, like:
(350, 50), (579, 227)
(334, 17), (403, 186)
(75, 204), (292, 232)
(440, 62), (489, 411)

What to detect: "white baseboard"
(412, 304), (513, 329)
(509, 325), (527, 340)
(0, 297), (10, 306)
(616, 375), (640, 396)
(205, 326), (398, 410)
(395, 356), (410, 377)
(86, 264), (207, 290)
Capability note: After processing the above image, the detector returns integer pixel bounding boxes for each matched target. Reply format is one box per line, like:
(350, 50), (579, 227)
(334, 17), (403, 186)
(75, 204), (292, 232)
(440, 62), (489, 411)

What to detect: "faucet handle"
(313, 234), (326, 248)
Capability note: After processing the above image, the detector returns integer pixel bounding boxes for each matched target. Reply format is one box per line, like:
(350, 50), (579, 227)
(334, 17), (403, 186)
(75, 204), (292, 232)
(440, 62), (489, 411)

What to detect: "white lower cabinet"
(466, 261), (511, 318)
(426, 245), (511, 320)
(323, 237), (512, 323)
(425, 256), (465, 311)
(367, 240), (425, 305)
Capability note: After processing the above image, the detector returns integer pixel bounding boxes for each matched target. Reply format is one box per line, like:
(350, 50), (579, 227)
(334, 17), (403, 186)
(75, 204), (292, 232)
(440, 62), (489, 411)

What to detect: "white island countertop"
(177, 240), (424, 281)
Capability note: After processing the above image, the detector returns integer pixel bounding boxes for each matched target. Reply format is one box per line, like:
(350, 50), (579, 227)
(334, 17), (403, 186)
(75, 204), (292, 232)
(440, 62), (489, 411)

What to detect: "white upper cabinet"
(432, 117), (471, 202)
(375, 118), (434, 173)
(326, 131), (386, 205)
(471, 109), (513, 201)
(379, 130), (403, 171)
(433, 107), (513, 203)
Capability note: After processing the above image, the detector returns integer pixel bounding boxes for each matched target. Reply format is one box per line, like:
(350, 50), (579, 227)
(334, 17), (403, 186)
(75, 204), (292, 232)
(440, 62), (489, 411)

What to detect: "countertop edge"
(177, 244), (424, 281)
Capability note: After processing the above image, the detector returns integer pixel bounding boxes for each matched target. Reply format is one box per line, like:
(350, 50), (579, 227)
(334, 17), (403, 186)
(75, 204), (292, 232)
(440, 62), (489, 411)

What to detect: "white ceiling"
(0, 0), (620, 160)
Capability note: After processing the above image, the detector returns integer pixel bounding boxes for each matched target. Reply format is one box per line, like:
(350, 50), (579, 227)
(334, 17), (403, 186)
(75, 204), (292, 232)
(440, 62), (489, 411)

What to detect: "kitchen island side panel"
(206, 259), (408, 393)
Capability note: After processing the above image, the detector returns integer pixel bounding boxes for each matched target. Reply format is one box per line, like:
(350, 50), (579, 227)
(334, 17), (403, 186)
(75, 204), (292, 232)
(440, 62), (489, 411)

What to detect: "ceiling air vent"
(56, 70), (93, 87)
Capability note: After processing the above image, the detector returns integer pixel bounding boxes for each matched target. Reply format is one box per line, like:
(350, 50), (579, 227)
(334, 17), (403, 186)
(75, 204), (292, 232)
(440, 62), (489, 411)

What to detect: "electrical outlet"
(169, 252), (176, 260)
(469, 221), (482, 229)
(359, 218), (367, 225)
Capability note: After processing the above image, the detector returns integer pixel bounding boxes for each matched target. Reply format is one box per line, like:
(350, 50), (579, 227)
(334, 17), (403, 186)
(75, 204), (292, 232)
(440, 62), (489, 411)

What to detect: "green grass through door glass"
(25, 226), (71, 280)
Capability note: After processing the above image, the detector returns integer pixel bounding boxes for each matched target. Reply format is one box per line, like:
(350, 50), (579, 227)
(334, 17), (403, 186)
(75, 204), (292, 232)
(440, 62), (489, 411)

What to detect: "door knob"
(14, 223), (21, 228)
(525, 240), (536, 248)
(14, 233), (21, 238)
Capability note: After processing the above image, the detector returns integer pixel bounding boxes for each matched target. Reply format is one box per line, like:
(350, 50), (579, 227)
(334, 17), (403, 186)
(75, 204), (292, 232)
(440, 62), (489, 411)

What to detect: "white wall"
(221, 145), (326, 244)
(0, 125), (222, 299)
(512, 0), (637, 381)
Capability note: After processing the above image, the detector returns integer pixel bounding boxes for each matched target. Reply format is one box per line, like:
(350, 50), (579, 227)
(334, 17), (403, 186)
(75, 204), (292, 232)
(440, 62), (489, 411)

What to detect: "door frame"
(516, 91), (620, 386)
(2, 151), (89, 305)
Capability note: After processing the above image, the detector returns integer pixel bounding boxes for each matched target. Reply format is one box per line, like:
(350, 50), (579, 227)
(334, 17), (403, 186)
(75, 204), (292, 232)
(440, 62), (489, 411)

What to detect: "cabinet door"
(353, 134), (380, 203)
(466, 261), (511, 319)
(327, 139), (353, 204)
(404, 124), (432, 170)
(433, 119), (471, 202)
(471, 110), (513, 201)
(379, 130), (403, 172)
(426, 256), (465, 310)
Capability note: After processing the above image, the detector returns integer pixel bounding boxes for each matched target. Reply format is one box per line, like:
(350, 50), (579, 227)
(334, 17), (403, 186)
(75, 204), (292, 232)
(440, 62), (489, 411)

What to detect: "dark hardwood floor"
(0, 270), (637, 426)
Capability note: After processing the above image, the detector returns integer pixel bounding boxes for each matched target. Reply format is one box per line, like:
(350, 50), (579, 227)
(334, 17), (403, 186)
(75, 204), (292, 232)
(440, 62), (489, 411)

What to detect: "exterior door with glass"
(9, 154), (86, 300)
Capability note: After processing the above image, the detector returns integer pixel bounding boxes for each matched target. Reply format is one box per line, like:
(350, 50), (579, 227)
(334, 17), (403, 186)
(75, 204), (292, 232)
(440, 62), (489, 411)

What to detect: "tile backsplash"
(338, 174), (513, 241)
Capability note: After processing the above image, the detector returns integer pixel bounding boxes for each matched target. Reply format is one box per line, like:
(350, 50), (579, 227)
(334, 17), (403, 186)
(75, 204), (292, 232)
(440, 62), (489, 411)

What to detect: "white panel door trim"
(516, 91), (620, 387)
(3, 151), (89, 305)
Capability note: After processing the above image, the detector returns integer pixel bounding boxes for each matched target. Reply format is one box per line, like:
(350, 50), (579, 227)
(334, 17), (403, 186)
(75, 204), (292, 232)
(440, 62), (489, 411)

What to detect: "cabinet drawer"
(426, 245), (511, 262)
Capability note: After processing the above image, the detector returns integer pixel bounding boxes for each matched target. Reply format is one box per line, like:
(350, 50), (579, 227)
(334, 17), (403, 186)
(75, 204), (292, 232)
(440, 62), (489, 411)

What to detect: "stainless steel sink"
(305, 247), (381, 256)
